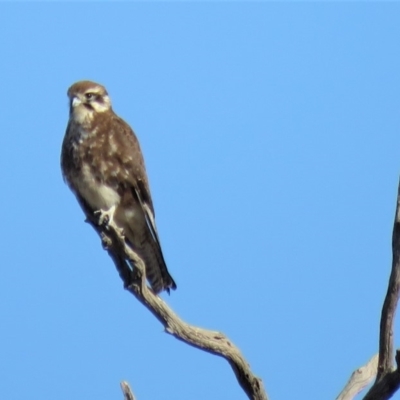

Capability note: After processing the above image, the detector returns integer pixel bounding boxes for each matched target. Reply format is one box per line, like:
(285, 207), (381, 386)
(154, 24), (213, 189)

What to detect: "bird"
(61, 80), (177, 294)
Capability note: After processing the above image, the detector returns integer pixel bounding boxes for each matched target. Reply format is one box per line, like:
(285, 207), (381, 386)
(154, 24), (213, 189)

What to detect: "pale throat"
(71, 106), (95, 126)
(71, 98), (111, 126)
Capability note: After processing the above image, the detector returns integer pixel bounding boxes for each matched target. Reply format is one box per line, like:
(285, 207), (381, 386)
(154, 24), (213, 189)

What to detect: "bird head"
(67, 80), (112, 124)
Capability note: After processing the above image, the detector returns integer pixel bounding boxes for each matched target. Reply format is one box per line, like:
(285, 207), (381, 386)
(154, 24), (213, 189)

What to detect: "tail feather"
(141, 230), (176, 294)
(120, 185), (177, 294)
(125, 225), (176, 294)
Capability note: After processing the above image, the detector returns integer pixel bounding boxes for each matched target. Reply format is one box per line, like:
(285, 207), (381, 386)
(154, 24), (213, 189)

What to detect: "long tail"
(141, 231), (177, 294)
(125, 224), (176, 294)
(131, 185), (177, 294)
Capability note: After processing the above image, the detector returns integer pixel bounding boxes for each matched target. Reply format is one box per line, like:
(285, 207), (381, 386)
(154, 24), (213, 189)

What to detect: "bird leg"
(95, 205), (116, 227)
(95, 206), (126, 239)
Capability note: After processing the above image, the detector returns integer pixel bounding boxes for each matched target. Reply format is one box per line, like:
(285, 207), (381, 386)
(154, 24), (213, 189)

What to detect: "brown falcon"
(61, 80), (176, 294)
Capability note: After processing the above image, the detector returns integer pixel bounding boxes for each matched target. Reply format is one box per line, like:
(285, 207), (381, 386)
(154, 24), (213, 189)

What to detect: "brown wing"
(107, 115), (177, 293)
(109, 116), (155, 210)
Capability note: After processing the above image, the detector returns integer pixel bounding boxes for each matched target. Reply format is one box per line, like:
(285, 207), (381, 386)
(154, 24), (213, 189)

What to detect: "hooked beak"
(71, 96), (82, 107)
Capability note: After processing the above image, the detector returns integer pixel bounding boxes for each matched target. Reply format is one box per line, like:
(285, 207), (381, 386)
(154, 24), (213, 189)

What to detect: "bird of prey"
(61, 80), (176, 294)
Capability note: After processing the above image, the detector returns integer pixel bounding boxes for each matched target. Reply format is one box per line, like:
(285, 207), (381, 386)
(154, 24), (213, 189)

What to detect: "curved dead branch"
(335, 180), (400, 400)
(89, 181), (400, 400)
(120, 381), (136, 400)
(86, 215), (267, 400)
(362, 181), (400, 400)
(336, 354), (378, 400)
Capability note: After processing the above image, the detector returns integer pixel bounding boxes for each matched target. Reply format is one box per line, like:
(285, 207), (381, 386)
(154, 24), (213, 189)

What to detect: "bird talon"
(94, 207), (125, 239)
(94, 206), (115, 227)
(94, 210), (108, 226)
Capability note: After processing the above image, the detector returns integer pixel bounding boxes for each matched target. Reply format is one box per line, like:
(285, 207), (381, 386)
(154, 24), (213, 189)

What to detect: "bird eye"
(85, 93), (95, 100)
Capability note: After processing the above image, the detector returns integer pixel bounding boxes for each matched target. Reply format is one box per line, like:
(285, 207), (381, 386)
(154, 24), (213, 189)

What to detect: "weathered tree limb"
(336, 354), (378, 400)
(378, 183), (400, 379)
(120, 381), (136, 400)
(362, 181), (400, 400)
(86, 216), (267, 400)
(338, 181), (400, 400)
(91, 181), (400, 400)
(362, 350), (400, 400)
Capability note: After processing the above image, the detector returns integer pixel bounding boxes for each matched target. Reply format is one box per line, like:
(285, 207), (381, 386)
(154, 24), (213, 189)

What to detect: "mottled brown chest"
(63, 118), (125, 188)
(61, 111), (153, 213)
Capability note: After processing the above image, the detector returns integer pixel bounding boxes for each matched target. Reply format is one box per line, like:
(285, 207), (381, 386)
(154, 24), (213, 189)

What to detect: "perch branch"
(362, 180), (400, 399)
(86, 215), (267, 400)
(336, 354), (378, 400)
(363, 351), (400, 400)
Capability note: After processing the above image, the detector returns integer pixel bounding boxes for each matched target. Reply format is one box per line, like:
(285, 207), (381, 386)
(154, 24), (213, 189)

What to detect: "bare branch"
(86, 216), (268, 400)
(120, 381), (136, 400)
(336, 354), (378, 400)
(363, 350), (400, 400)
(378, 182), (400, 378)
(362, 180), (400, 399)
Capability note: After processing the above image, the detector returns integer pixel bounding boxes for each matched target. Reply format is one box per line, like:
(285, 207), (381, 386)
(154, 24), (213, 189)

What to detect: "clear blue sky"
(1, 3), (399, 400)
